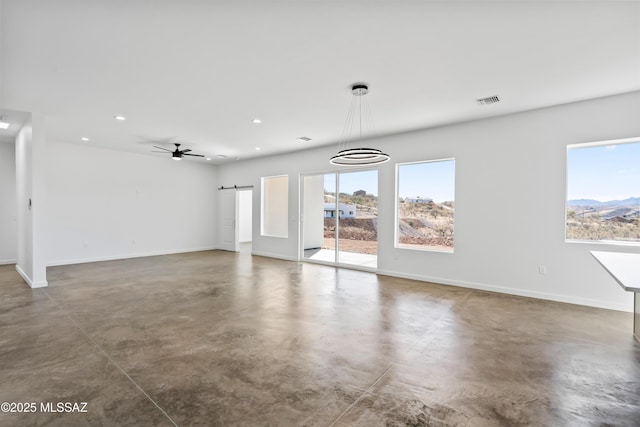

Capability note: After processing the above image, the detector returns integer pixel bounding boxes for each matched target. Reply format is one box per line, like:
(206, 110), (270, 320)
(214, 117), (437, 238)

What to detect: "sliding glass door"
(336, 170), (378, 268)
(302, 169), (378, 269)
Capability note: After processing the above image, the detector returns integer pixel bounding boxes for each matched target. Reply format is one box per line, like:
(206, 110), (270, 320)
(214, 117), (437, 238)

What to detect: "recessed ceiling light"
(114, 115), (126, 121)
(81, 137), (90, 141)
(216, 154), (227, 159)
(252, 118), (262, 124)
(206, 157), (212, 161)
(296, 136), (312, 142)
(0, 122), (9, 130)
(255, 147), (261, 151)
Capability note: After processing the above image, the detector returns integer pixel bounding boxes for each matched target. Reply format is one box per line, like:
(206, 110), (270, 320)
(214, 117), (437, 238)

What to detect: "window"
(261, 175), (289, 238)
(396, 159), (455, 251)
(566, 137), (640, 244)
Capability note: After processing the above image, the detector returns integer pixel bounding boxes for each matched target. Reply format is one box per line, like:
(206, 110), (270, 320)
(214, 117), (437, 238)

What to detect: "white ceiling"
(1, 1), (639, 163)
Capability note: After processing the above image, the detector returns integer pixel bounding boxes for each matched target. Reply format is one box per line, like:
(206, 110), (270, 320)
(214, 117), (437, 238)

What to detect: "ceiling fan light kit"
(152, 143), (205, 160)
(330, 83), (390, 166)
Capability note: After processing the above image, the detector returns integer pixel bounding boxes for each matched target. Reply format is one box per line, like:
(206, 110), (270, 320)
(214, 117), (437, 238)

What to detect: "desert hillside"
(566, 199), (640, 242)
(323, 191), (455, 251)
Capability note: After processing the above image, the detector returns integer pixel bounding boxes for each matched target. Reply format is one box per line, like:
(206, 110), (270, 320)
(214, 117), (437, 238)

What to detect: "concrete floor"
(1, 250), (639, 426)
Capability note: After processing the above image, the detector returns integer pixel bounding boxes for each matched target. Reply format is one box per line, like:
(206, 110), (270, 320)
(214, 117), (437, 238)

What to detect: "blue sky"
(322, 161), (456, 202)
(567, 141), (640, 201)
(324, 170), (378, 196)
(397, 160), (455, 202)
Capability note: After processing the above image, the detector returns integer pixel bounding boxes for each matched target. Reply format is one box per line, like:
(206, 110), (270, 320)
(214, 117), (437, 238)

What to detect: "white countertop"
(590, 251), (640, 292)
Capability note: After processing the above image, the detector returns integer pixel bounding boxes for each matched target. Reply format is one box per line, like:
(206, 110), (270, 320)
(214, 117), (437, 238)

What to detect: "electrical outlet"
(538, 265), (547, 275)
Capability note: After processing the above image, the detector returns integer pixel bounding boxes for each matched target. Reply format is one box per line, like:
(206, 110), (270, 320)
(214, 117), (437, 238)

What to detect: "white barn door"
(220, 189), (239, 252)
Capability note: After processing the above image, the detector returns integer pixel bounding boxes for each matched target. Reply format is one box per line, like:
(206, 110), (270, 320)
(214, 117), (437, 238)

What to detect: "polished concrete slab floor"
(1, 250), (639, 426)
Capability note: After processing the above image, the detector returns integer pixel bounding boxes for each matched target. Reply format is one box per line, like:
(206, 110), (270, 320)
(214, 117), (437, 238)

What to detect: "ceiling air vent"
(476, 95), (500, 106)
(296, 136), (312, 142)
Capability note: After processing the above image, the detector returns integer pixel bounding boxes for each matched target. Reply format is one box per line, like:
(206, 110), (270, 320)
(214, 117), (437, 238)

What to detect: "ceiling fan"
(152, 143), (204, 161)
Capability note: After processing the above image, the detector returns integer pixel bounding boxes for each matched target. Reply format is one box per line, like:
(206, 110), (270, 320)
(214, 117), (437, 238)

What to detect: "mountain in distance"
(568, 197), (640, 207)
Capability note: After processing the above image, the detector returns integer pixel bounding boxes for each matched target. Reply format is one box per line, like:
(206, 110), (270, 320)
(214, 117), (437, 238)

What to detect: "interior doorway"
(237, 189), (253, 254)
(0, 140), (17, 265)
(219, 187), (253, 253)
(301, 169), (378, 269)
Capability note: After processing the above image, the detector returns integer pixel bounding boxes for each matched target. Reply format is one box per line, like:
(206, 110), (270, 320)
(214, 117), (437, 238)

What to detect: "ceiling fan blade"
(153, 145), (172, 152)
(151, 151), (169, 153)
(183, 153), (205, 157)
(181, 149), (192, 153)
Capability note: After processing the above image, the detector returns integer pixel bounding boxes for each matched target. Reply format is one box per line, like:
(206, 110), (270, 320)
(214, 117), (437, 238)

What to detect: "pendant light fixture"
(329, 83), (390, 166)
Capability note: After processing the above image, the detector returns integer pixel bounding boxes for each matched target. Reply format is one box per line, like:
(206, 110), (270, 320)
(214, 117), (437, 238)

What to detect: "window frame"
(395, 158), (456, 253)
(565, 136), (640, 246)
(260, 174), (289, 238)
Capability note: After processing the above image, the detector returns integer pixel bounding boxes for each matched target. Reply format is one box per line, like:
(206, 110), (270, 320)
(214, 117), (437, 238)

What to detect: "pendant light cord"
(337, 92), (358, 154)
(330, 83), (390, 166)
(359, 92), (362, 140)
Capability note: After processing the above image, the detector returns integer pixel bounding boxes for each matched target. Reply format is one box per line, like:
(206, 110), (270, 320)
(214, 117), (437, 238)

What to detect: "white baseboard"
(0, 259), (17, 266)
(42, 247), (632, 312)
(47, 246), (219, 267)
(376, 269), (633, 313)
(251, 250), (298, 262)
(15, 264), (48, 288)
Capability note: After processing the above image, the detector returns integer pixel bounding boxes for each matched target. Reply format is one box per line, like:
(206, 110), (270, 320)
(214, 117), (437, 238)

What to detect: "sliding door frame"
(299, 167), (378, 272)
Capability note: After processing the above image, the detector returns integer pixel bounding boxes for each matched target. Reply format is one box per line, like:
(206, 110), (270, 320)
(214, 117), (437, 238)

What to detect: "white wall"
(15, 123), (32, 279)
(238, 190), (252, 243)
(47, 141), (218, 265)
(217, 91), (640, 311)
(15, 114), (47, 287)
(303, 175), (324, 249)
(0, 142), (17, 264)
